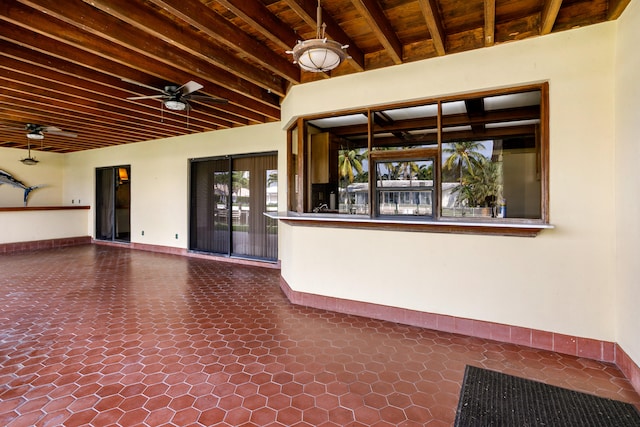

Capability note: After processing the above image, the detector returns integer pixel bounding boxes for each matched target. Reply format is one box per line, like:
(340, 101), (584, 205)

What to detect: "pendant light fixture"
(287, 0), (349, 73)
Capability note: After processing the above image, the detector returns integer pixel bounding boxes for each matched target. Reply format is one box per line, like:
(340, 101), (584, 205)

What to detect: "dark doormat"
(454, 365), (640, 427)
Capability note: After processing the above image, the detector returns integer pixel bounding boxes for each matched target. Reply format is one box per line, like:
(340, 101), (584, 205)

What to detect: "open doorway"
(96, 166), (131, 242)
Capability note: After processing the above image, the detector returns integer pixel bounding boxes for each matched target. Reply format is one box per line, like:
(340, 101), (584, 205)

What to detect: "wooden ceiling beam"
(283, 0), (365, 72)
(144, 0), (300, 85)
(8, 0), (282, 112)
(215, 0), (299, 51)
(0, 11), (279, 122)
(540, 0), (563, 35)
(0, 47), (236, 129)
(484, 0), (496, 47)
(350, 0), (403, 64)
(0, 77), (202, 142)
(0, 113), (142, 148)
(0, 104), (198, 147)
(417, 0), (446, 56)
(0, 134), (104, 153)
(0, 95), (185, 143)
(374, 125), (537, 148)
(0, 35), (266, 126)
(326, 106), (540, 137)
(0, 0), (629, 153)
(0, 125), (161, 149)
(464, 98), (486, 134)
(0, 92), (189, 142)
(42, 0), (289, 96)
(607, 0), (631, 20)
(0, 62), (226, 132)
(0, 99), (209, 146)
(0, 118), (135, 145)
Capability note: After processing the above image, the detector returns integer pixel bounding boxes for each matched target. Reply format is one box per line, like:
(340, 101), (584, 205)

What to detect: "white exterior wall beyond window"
(614, 1), (640, 369)
(281, 23), (617, 342)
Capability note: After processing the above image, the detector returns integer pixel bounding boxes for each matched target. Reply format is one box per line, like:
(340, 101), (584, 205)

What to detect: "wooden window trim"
(286, 82), (551, 235)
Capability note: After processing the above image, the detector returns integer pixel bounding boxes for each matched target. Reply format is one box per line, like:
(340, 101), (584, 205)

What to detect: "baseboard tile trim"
(279, 276), (639, 396)
(616, 344), (640, 395)
(0, 236), (91, 254)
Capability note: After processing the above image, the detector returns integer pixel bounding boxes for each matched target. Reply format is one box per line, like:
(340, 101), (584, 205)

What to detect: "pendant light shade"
(287, 1), (349, 73)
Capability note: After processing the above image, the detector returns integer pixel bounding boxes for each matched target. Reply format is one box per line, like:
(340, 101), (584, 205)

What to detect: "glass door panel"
(190, 153), (277, 261)
(190, 159), (230, 254)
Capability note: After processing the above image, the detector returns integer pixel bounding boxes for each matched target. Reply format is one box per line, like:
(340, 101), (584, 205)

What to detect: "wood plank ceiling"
(0, 0), (630, 153)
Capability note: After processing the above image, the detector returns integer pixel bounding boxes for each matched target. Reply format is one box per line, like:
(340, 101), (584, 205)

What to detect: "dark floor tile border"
(0, 236), (92, 254)
(279, 276), (640, 396)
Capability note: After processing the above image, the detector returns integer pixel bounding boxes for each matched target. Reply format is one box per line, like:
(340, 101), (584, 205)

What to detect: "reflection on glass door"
(212, 167), (230, 254)
(190, 153), (277, 261)
(96, 166), (131, 242)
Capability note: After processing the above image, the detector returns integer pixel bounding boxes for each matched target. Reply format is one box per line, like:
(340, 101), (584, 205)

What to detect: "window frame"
(285, 83), (550, 236)
(370, 148), (438, 219)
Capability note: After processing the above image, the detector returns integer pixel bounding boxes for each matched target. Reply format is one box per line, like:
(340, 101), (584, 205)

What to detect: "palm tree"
(451, 182), (478, 207)
(267, 171), (278, 187)
(443, 141), (487, 184)
(338, 148), (366, 185)
(338, 148), (367, 209)
(232, 171), (249, 202)
(452, 158), (502, 208)
(469, 159), (501, 206)
(398, 160), (420, 183)
(417, 163), (433, 181)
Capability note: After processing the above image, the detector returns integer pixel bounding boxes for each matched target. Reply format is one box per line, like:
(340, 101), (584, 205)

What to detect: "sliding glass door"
(190, 153), (277, 261)
(96, 166), (131, 242)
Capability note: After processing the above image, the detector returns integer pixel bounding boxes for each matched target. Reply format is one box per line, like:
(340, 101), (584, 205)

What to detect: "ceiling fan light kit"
(1, 123), (78, 165)
(164, 99), (187, 111)
(287, 0), (349, 73)
(26, 131), (44, 140)
(20, 157), (39, 166)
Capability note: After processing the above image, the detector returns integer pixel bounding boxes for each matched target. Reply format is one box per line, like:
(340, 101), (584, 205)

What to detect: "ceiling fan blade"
(1, 125), (26, 131)
(188, 95), (229, 104)
(121, 78), (166, 94)
(42, 126), (61, 132)
(126, 94), (167, 100)
(179, 81), (203, 96)
(46, 130), (78, 138)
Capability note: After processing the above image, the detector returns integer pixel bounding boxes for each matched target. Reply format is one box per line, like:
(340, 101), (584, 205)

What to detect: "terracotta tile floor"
(0, 245), (638, 426)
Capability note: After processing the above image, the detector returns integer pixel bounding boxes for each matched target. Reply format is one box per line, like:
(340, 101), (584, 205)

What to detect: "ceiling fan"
(22, 123), (78, 140)
(122, 78), (228, 111)
(0, 123), (78, 165)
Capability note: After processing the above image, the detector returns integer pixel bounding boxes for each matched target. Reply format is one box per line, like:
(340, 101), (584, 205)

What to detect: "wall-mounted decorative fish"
(0, 170), (43, 206)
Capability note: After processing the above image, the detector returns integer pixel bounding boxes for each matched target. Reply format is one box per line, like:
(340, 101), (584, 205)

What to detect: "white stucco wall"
(0, 209), (89, 244)
(614, 0), (640, 366)
(62, 122), (286, 248)
(0, 148), (65, 207)
(280, 23), (618, 342)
